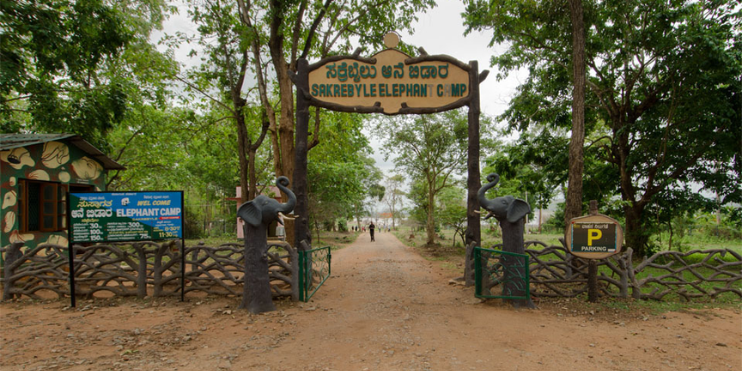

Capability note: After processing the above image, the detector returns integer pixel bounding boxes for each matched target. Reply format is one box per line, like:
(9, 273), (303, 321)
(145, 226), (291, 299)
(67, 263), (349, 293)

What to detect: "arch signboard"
(292, 32), (488, 249)
(307, 47), (472, 115)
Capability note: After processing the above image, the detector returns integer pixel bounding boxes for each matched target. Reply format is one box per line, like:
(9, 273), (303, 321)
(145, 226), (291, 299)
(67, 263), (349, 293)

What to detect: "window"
(17, 180), (92, 232)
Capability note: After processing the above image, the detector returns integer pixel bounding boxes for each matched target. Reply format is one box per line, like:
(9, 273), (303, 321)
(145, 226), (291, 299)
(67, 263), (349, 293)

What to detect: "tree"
(484, 144), (558, 233)
(377, 111), (470, 246)
(383, 174), (406, 230)
(107, 106), (249, 238)
(1, 0), (175, 151)
(465, 0), (742, 256)
(182, 0), (272, 202)
(436, 184), (468, 248)
(237, 0), (435, 181)
(304, 111), (382, 237)
(565, 0), (587, 235)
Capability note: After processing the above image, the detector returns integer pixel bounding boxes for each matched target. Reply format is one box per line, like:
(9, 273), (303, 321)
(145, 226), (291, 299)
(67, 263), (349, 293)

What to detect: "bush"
(337, 219), (348, 232)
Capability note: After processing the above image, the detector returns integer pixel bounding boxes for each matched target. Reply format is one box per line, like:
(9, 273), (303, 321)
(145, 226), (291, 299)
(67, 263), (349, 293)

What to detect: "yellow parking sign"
(565, 214), (623, 259)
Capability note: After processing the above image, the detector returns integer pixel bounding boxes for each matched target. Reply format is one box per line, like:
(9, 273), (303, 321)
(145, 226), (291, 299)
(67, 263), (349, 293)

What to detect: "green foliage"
(436, 184), (468, 248)
(307, 112), (380, 235)
(382, 174), (407, 228)
(376, 110), (492, 245)
(465, 0), (742, 256)
(337, 219), (349, 232)
(543, 202), (567, 233)
(1, 0), (176, 151)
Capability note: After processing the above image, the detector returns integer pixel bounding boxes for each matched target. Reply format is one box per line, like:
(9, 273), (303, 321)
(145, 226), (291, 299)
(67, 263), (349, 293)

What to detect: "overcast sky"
(366, 0), (525, 175)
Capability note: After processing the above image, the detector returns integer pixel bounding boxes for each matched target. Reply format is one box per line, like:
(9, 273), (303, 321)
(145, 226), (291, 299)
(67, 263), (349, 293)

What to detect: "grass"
(310, 230), (360, 250)
(654, 229), (742, 253)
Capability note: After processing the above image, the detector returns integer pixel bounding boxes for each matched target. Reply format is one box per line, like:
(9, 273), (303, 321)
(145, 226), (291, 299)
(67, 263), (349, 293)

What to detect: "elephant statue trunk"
(477, 173), (531, 224)
(476, 173), (535, 309)
(237, 176), (296, 314)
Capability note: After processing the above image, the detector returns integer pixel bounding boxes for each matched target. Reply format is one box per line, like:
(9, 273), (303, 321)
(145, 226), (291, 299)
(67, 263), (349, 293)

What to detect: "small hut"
(0, 134), (124, 252)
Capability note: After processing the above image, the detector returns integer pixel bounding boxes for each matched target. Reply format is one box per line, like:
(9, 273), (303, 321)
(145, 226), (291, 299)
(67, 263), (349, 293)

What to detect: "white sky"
(366, 0), (525, 175)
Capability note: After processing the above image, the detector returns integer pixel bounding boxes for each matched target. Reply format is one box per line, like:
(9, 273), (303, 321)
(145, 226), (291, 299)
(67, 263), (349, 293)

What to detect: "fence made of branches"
(466, 241), (741, 302)
(1, 241), (299, 302)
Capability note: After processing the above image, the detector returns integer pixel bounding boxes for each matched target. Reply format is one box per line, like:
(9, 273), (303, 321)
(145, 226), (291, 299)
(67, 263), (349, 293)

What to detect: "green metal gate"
(298, 246), (331, 302)
(474, 247), (530, 300)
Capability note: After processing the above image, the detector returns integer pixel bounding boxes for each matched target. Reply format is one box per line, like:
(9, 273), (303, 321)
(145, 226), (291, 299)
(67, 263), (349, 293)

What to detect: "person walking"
(369, 221), (376, 242)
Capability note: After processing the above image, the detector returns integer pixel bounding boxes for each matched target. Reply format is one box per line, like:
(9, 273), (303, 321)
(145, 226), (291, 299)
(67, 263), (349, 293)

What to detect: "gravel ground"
(1, 231), (740, 370)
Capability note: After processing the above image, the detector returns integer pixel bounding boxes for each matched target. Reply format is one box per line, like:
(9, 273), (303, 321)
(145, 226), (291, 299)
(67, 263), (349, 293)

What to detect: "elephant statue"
(477, 174), (531, 223)
(476, 173), (535, 308)
(236, 176), (296, 314)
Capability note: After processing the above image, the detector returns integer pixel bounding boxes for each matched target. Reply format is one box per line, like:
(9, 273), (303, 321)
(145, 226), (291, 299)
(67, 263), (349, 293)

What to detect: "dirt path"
(1, 232), (740, 370)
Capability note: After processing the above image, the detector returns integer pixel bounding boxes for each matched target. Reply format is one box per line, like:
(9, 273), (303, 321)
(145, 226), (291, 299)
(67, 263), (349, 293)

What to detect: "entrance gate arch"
(291, 32), (488, 254)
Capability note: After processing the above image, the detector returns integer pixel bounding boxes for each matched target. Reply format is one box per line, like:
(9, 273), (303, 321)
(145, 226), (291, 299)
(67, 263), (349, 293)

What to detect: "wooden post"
(588, 200), (599, 302)
(3, 242), (24, 302)
(588, 260), (599, 302)
(135, 243), (147, 299)
(293, 58), (310, 251)
(466, 61), (481, 248)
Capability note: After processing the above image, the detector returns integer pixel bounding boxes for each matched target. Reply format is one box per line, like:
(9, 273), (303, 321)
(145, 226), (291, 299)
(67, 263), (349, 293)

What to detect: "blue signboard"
(69, 191), (184, 243)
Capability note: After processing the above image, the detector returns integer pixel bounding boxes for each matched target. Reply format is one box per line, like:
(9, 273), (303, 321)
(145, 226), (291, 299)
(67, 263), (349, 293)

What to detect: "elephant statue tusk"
(278, 212), (299, 220)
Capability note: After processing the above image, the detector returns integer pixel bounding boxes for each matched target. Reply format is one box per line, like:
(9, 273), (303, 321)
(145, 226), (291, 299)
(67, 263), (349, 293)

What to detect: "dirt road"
(1, 231), (740, 370)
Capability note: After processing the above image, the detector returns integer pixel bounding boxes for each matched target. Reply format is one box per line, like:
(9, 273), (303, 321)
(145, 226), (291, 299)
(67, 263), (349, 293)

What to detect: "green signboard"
(570, 222), (617, 253)
(69, 191), (183, 243)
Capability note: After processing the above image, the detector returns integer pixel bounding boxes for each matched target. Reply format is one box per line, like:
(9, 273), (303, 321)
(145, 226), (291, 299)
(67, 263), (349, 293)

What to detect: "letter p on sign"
(587, 229), (602, 246)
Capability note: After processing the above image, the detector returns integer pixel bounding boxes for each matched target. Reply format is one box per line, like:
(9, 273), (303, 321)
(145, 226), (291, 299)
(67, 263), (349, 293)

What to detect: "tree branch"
(175, 75), (236, 115)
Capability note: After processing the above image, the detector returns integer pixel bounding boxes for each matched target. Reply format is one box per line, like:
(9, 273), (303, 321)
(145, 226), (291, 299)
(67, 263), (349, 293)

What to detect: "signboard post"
(67, 191), (185, 307)
(564, 200), (623, 302)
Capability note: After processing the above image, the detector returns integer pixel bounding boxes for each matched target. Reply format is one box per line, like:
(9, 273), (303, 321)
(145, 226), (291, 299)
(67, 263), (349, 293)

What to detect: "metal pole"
(181, 192), (186, 302)
(67, 242), (76, 308)
(66, 191), (76, 308)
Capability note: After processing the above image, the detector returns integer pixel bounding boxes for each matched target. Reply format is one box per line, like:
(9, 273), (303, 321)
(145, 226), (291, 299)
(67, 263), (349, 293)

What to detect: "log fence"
(3, 240), (740, 302)
(1, 241), (299, 302)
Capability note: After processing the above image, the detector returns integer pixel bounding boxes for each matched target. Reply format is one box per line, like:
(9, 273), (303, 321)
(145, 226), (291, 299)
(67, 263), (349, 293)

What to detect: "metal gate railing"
(474, 247), (530, 300)
(298, 246), (331, 302)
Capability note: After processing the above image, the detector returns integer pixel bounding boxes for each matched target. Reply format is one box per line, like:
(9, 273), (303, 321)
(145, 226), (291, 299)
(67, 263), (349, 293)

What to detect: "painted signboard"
(69, 191), (183, 243)
(307, 33), (471, 114)
(565, 214), (623, 259)
(571, 222), (617, 253)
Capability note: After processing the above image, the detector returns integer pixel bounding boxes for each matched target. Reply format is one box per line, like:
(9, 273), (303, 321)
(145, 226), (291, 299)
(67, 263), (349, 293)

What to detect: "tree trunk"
(247, 149), (257, 200)
(239, 223), (276, 314)
(538, 207), (542, 234)
(426, 183), (436, 246)
(236, 109), (250, 202)
(668, 220), (674, 251)
(270, 49), (295, 183)
(624, 204), (650, 257)
(564, 0), (587, 235)
(268, 0), (295, 183)
(277, 85), (295, 182)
